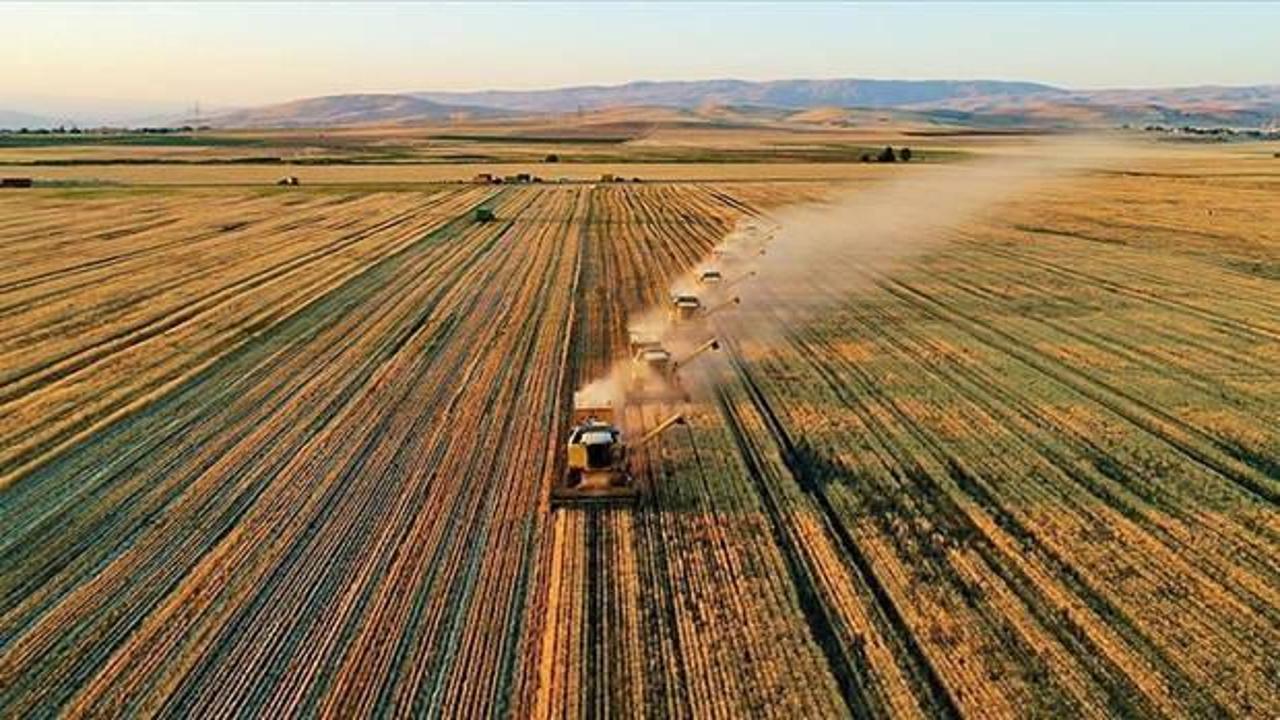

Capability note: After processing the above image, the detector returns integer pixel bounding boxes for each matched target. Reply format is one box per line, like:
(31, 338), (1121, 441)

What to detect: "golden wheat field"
(1, 141), (1278, 717)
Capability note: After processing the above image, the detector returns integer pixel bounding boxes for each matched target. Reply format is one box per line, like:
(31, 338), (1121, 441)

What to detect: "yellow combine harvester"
(669, 294), (740, 324)
(551, 393), (686, 507)
(670, 294), (703, 322)
(628, 337), (720, 401)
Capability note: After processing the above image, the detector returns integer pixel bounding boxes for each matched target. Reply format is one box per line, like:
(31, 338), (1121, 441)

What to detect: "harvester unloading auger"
(550, 393), (687, 507)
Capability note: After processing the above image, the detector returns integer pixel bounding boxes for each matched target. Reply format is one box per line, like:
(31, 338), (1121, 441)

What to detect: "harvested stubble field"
(1, 149), (1278, 718)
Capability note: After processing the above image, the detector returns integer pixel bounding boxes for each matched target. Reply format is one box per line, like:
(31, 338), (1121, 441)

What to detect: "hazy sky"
(8, 2), (1278, 111)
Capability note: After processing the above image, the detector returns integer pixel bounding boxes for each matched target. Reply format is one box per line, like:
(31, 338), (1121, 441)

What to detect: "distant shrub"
(877, 146), (897, 163)
(860, 153), (873, 162)
(899, 147), (913, 162)
(545, 153), (560, 163)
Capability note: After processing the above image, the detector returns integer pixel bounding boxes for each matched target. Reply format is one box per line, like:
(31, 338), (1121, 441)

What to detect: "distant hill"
(412, 79), (1280, 129)
(413, 78), (1062, 113)
(898, 84), (1280, 129)
(10, 79), (1277, 130)
(204, 93), (511, 128)
(0, 109), (59, 130)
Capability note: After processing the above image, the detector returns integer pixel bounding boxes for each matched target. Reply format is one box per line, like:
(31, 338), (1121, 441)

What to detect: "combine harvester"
(697, 269), (723, 285)
(669, 294), (740, 325)
(551, 393), (687, 507)
(628, 335), (721, 402)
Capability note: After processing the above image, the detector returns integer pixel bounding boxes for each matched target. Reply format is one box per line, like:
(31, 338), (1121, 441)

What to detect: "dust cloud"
(731, 136), (1134, 326)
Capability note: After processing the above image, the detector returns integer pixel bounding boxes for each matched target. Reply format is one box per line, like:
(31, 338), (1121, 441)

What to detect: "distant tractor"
(276, 175), (300, 186)
(475, 206), (496, 222)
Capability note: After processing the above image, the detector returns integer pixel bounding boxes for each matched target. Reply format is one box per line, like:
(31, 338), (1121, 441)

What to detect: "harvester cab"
(629, 344), (675, 400)
(634, 346), (674, 379)
(629, 337), (720, 402)
(669, 294), (703, 323)
(628, 331), (663, 356)
(552, 393), (688, 507)
(697, 269), (724, 285)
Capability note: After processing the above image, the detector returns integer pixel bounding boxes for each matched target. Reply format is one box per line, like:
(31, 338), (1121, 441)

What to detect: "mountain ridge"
(412, 78), (1064, 112)
(4, 78), (1278, 130)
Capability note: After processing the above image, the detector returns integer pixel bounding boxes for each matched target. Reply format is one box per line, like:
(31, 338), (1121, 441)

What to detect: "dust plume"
(578, 135), (1139, 419)
(727, 136), (1136, 331)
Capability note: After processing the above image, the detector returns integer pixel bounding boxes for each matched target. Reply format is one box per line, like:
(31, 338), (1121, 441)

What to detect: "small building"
(600, 173), (615, 182)
(473, 172), (494, 184)
(515, 172), (532, 183)
(1, 177), (33, 188)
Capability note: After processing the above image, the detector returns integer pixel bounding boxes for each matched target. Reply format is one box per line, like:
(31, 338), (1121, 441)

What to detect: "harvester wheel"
(565, 469), (582, 488)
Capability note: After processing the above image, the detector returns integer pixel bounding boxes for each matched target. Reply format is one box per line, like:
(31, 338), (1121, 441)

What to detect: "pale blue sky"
(8, 2), (1278, 109)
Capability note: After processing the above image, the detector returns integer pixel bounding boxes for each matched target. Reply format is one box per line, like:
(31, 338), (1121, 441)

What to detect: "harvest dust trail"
(540, 140), (1157, 717)
(585, 137), (1137, 404)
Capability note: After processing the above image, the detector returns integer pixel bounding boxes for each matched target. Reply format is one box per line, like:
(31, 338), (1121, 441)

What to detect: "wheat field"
(1, 145), (1277, 717)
